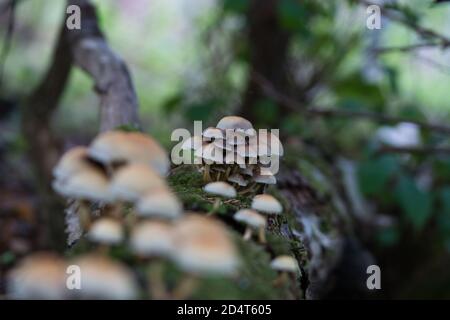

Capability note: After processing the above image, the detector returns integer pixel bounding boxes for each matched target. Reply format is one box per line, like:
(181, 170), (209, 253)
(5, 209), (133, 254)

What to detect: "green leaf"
(358, 155), (399, 196)
(184, 102), (215, 122)
(395, 175), (433, 231)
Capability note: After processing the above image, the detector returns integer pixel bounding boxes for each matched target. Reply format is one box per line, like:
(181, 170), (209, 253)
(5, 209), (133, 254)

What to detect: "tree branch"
(67, 0), (140, 132)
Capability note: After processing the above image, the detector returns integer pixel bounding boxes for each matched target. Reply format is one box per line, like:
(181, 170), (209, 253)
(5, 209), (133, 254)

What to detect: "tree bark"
(239, 0), (291, 124)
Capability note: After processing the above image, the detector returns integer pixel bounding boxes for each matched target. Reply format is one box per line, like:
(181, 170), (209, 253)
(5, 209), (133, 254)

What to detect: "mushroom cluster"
(182, 116), (284, 193)
(6, 130), (240, 300)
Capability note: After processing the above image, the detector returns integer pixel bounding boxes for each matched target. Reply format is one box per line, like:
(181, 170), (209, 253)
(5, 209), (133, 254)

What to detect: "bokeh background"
(1, 0), (450, 299)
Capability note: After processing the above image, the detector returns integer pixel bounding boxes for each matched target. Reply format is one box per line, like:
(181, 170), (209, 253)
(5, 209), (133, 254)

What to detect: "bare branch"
(67, 0), (140, 132)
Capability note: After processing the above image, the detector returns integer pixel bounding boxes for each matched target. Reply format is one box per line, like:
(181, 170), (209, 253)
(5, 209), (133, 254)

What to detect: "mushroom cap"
(251, 194), (283, 214)
(109, 164), (167, 202)
(233, 209), (266, 229)
(53, 146), (91, 180)
(257, 131), (284, 157)
(216, 116), (253, 131)
(213, 139), (234, 151)
(195, 143), (224, 163)
(130, 221), (174, 258)
(136, 188), (182, 219)
(52, 166), (111, 203)
(71, 254), (138, 299)
(203, 181), (237, 198)
(88, 131), (169, 176)
(224, 130), (247, 146)
(227, 174), (248, 187)
(202, 127), (224, 140)
(270, 255), (298, 273)
(181, 136), (203, 151)
(236, 143), (258, 158)
(88, 218), (124, 245)
(253, 167), (277, 185)
(7, 253), (68, 299)
(173, 215), (239, 275)
(240, 166), (255, 176)
(225, 150), (246, 166)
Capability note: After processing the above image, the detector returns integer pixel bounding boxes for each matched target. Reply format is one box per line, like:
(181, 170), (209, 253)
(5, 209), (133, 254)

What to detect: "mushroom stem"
(258, 227), (266, 244)
(148, 261), (168, 299)
(273, 271), (289, 287)
(207, 198), (221, 215)
(78, 200), (91, 230)
(216, 171), (221, 181)
(243, 227), (253, 241)
(203, 165), (212, 182)
(224, 167), (231, 180)
(111, 201), (125, 218)
(172, 274), (198, 299)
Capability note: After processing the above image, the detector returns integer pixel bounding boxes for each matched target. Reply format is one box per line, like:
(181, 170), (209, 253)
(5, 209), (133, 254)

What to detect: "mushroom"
(257, 130), (284, 157)
(203, 181), (237, 214)
(251, 194), (283, 215)
(52, 146), (92, 180)
(195, 143), (224, 181)
(130, 221), (174, 299)
(270, 255), (299, 287)
(253, 167), (277, 185)
(227, 173), (248, 187)
(172, 215), (239, 298)
(109, 164), (167, 203)
(233, 209), (267, 243)
(216, 116), (253, 132)
(52, 166), (111, 229)
(136, 188), (182, 220)
(71, 254), (138, 299)
(88, 130), (170, 176)
(87, 217), (124, 247)
(202, 127), (223, 141)
(7, 253), (68, 299)
(181, 135), (203, 151)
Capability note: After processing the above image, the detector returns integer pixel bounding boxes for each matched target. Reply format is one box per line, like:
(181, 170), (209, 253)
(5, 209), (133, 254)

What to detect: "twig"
(377, 145), (450, 155)
(360, 0), (450, 47)
(254, 73), (450, 135)
(373, 42), (442, 55)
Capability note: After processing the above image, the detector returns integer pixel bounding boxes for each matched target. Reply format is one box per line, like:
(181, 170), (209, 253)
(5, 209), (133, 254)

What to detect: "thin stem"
(172, 274), (198, 299)
(243, 227), (253, 241)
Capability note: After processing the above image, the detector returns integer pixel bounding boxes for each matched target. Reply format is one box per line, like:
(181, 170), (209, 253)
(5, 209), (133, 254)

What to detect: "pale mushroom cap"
(234, 209), (266, 229)
(7, 253), (68, 299)
(88, 131), (170, 176)
(130, 221), (174, 258)
(181, 136), (203, 151)
(72, 254), (138, 299)
(240, 166), (255, 176)
(53, 146), (91, 180)
(195, 143), (224, 163)
(202, 127), (224, 140)
(270, 255), (298, 273)
(251, 194), (283, 214)
(213, 139), (234, 151)
(203, 181), (237, 198)
(253, 168), (277, 185)
(136, 189), (182, 219)
(236, 143), (258, 158)
(173, 215), (239, 275)
(225, 150), (246, 166)
(52, 166), (111, 203)
(109, 164), (167, 202)
(225, 130), (247, 146)
(88, 218), (124, 245)
(216, 116), (253, 131)
(227, 174), (248, 187)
